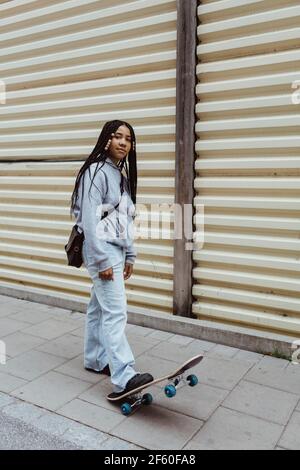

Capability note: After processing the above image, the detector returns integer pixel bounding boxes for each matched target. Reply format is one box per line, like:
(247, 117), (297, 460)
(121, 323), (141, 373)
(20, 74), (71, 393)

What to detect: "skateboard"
(107, 354), (203, 416)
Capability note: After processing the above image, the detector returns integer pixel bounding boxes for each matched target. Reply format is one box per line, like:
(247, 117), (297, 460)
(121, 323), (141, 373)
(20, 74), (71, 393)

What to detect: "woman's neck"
(107, 156), (120, 167)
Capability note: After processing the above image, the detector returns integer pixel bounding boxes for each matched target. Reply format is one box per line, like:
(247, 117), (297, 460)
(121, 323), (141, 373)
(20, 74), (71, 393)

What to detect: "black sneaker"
(107, 372), (154, 399)
(85, 365), (111, 376)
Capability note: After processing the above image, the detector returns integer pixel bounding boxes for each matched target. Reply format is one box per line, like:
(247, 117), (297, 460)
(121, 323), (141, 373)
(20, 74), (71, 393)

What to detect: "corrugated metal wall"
(0, 0), (177, 316)
(193, 0), (300, 334)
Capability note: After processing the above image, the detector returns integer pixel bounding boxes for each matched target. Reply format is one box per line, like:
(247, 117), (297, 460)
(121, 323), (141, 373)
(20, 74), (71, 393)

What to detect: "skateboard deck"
(107, 354), (203, 415)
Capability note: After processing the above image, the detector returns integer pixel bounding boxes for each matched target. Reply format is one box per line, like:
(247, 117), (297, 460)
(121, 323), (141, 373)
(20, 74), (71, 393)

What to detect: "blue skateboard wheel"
(142, 393), (153, 405)
(164, 384), (176, 398)
(121, 402), (132, 415)
(187, 374), (198, 386)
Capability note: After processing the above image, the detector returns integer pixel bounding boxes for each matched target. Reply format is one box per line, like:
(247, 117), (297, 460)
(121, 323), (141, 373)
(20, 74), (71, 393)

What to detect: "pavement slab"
(10, 371), (92, 411)
(1, 331), (47, 358)
(184, 407), (284, 450)
(278, 411), (300, 450)
(2, 350), (67, 381)
(223, 380), (299, 425)
(112, 404), (204, 450)
(245, 361), (300, 395)
(57, 398), (125, 433)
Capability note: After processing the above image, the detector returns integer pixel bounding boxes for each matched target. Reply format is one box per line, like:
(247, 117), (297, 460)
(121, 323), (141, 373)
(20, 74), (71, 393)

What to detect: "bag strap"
(76, 175), (85, 233)
(101, 173), (124, 220)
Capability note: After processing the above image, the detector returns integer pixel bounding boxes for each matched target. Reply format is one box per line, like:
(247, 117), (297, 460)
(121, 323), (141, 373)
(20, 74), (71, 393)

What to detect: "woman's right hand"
(99, 267), (114, 281)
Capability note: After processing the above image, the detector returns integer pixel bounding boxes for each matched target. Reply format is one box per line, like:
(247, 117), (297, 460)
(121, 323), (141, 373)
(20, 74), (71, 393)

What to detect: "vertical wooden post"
(173, 0), (198, 317)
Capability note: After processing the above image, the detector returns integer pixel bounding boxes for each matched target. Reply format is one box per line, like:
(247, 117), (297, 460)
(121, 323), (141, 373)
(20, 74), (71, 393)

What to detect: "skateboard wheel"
(142, 393), (153, 405)
(164, 384), (176, 398)
(187, 374), (198, 386)
(121, 402), (132, 416)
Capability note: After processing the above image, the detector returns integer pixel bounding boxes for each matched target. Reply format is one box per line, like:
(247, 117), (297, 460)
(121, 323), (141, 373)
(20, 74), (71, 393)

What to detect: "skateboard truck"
(121, 392), (153, 416)
(164, 373), (198, 398)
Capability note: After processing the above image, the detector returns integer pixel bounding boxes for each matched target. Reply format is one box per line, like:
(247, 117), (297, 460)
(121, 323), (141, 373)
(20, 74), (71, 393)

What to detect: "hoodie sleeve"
(80, 166), (112, 272)
(125, 242), (137, 265)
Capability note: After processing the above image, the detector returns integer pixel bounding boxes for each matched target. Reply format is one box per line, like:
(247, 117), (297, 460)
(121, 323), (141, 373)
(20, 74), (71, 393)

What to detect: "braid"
(70, 120), (137, 216)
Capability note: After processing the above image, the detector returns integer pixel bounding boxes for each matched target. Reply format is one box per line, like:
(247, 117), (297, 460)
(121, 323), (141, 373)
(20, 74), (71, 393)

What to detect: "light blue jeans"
(82, 240), (137, 392)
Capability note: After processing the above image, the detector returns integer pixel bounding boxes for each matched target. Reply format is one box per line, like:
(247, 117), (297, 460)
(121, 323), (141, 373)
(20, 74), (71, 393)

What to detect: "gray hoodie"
(72, 157), (137, 272)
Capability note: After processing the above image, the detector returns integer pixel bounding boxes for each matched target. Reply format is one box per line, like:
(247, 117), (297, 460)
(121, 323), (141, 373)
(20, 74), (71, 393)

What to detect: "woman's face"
(109, 125), (132, 163)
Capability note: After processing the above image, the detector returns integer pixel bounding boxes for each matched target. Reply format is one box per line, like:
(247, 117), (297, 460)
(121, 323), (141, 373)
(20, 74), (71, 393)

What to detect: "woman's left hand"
(123, 262), (133, 280)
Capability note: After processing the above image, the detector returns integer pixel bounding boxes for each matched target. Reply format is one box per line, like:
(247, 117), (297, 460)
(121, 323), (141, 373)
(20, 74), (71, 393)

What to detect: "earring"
(132, 141), (136, 151)
(104, 133), (115, 151)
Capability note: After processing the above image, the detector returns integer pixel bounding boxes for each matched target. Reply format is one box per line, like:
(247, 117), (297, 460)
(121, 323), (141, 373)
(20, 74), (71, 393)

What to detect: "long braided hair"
(70, 120), (137, 217)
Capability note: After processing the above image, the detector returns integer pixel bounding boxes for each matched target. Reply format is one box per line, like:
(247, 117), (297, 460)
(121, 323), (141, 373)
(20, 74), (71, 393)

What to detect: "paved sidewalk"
(0, 293), (300, 450)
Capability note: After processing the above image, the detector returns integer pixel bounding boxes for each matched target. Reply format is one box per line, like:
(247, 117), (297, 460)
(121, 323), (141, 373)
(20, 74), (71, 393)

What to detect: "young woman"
(70, 120), (153, 398)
